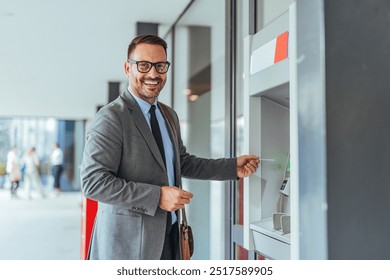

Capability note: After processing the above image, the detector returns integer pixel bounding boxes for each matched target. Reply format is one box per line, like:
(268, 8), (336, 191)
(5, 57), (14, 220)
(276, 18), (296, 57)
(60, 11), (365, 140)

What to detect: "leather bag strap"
(159, 102), (188, 226)
(159, 102), (177, 139)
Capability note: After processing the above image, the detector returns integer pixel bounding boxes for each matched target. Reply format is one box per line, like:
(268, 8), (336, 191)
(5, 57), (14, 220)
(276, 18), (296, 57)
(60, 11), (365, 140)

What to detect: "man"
(80, 34), (260, 260)
(51, 143), (64, 194)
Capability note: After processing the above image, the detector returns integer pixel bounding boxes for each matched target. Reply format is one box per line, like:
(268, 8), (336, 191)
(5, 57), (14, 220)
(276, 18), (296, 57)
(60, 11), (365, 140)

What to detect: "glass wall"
(255, 0), (295, 31)
(158, 25), (173, 107)
(170, 0), (228, 260)
(233, 0), (252, 260)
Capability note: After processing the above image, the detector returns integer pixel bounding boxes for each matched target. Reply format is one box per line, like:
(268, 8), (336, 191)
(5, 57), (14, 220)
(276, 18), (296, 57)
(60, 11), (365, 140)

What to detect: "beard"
(137, 77), (165, 102)
(128, 72), (167, 103)
(139, 87), (161, 100)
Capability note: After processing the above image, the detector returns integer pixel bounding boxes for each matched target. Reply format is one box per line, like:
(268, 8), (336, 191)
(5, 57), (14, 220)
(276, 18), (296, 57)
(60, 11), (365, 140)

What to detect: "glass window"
(234, 0), (249, 227)
(159, 27), (173, 106)
(172, 0), (227, 260)
(255, 0), (295, 31)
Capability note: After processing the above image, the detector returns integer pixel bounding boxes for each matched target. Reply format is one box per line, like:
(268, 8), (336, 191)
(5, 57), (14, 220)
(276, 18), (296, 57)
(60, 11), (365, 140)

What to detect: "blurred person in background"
(6, 146), (21, 198)
(22, 147), (45, 199)
(50, 143), (64, 195)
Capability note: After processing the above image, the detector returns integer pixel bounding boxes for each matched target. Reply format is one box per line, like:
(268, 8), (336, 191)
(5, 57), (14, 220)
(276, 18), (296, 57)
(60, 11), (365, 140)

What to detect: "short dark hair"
(127, 34), (168, 59)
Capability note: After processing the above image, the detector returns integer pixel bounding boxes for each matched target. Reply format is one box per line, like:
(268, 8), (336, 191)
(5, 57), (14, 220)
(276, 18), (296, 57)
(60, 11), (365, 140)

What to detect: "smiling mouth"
(143, 80), (160, 86)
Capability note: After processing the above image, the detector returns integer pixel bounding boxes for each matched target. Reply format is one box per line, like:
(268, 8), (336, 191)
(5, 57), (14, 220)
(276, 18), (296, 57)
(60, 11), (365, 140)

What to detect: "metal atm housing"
(242, 0), (390, 260)
(243, 5), (298, 260)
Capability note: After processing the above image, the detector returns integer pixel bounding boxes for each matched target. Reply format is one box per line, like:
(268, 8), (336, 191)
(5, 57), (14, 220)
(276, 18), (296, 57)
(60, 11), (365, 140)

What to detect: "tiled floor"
(0, 186), (82, 260)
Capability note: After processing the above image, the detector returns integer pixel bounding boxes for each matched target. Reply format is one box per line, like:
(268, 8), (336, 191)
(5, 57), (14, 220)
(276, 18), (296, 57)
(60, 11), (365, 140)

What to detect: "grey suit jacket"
(80, 89), (237, 260)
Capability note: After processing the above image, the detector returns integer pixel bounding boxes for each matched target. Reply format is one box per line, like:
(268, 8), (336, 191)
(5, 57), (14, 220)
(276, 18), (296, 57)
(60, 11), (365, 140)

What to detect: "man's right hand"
(159, 186), (193, 212)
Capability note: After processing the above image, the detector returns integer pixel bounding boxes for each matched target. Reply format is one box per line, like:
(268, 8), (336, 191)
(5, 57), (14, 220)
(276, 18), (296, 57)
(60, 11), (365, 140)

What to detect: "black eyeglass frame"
(128, 59), (171, 74)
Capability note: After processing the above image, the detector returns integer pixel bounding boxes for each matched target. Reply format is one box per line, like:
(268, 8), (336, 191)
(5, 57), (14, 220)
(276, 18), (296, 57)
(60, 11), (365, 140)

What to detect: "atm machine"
(243, 3), (298, 259)
(242, 0), (390, 260)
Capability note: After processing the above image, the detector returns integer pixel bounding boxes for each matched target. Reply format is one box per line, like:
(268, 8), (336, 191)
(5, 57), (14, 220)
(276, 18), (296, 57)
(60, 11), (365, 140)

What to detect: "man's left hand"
(237, 155), (260, 178)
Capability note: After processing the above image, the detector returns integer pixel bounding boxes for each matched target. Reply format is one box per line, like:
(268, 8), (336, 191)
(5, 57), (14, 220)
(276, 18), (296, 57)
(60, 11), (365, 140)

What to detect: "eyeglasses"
(128, 59), (170, 74)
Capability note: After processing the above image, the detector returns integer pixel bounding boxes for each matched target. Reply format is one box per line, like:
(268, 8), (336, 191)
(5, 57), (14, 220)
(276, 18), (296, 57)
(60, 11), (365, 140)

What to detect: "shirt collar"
(128, 87), (158, 114)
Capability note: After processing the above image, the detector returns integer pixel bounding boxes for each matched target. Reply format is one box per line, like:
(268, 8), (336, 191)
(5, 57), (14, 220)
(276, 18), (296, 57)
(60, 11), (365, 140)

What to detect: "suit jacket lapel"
(120, 90), (166, 171)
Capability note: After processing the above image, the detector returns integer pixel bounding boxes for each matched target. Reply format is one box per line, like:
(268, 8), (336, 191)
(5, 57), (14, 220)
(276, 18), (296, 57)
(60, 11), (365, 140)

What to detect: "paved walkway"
(0, 187), (82, 260)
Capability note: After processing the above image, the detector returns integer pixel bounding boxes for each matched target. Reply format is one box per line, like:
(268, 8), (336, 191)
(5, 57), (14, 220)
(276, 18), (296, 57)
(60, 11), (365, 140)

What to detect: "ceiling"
(0, 0), (191, 120)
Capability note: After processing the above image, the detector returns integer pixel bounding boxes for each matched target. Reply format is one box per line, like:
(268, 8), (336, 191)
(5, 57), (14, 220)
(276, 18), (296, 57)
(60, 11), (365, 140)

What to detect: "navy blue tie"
(150, 105), (175, 239)
(149, 105), (166, 167)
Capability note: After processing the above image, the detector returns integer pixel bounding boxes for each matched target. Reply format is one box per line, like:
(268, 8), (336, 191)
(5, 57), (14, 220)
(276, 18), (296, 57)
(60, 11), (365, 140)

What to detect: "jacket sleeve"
(168, 109), (238, 181)
(80, 106), (160, 216)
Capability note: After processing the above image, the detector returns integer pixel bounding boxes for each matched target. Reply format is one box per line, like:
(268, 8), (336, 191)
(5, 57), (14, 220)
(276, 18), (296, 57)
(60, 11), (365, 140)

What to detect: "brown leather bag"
(180, 206), (194, 260)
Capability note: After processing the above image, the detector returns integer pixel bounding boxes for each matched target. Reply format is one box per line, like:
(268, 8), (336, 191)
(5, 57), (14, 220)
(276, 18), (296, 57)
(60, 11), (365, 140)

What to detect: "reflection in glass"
(172, 0), (226, 259)
(235, 243), (248, 260)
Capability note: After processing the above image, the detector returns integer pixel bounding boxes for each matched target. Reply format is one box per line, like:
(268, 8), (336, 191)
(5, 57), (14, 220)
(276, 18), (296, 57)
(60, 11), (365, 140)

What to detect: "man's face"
(124, 43), (167, 104)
